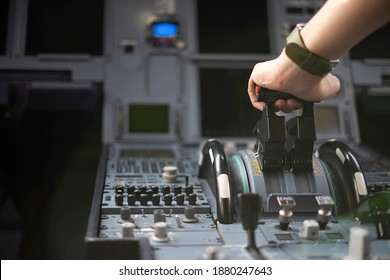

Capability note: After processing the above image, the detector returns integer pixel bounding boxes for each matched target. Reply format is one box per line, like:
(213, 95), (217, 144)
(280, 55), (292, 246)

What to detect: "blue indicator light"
(153, 22), (178, 37)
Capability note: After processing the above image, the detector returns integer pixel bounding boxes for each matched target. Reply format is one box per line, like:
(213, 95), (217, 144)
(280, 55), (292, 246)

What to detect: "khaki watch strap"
(285, 26), (339, 77)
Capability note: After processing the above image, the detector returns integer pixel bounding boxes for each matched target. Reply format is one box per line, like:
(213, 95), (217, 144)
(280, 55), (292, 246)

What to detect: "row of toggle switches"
(113, 184), (198, 206)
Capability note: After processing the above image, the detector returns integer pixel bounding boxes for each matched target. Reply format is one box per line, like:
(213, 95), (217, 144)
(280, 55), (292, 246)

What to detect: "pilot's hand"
(247, 49), (340, 113)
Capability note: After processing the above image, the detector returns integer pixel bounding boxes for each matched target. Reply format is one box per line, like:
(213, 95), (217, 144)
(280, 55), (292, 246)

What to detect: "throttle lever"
(255, 86), (303, 103)
(253, 86), (315, 171)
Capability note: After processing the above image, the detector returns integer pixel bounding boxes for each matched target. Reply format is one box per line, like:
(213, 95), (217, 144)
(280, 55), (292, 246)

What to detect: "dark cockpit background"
(0, 0), (389, 259)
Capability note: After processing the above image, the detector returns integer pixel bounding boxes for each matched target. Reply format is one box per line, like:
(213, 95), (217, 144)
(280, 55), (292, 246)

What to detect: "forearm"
(301, 0), (390, 60)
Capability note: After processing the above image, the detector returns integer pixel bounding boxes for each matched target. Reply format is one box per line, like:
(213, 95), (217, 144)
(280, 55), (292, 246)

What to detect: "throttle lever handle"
(256, 86), (303, 103)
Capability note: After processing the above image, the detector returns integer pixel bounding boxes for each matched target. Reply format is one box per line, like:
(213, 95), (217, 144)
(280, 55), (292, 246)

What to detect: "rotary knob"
(121, 222), (136, 238)
(162, 166), (178, 183)
(153, 209), (166, 223)
(183, 205), (199, 223)
(120, 206), (132, 221)
(151, 222), (170, 243)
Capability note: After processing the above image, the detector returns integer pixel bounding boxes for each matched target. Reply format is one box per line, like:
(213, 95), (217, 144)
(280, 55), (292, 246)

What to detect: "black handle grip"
(256, 87), (302, 103)
(236, 193), (261, 231)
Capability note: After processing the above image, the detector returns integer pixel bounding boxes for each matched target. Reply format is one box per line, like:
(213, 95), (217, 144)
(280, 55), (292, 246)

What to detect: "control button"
(299, 219), (319, 240)
(140, 194), (148, 206)
(146, 189), (153, 201)
(203, 246), (218, 260)
(185, 185), (194, 195)
(121, 222), (136, 238)
(183, 205), (199, 223)
(120, 206), (132, 221)
(188, 193), (197, 205)
(127, 194), (136, 206)
(115, 185), (124, 194)
(139, 185), (147, 194)
(153, 209), (166, 223)
(164, 194), (173, 206)
(152, 194), (160, 206)
(174, 185), (182, 196)
(126, 185), (135, 194)
(134, 189), (141, 201)
(151, 222), (170, 243)
(151, 185), (159, 194)
(115, 194), (124, 206)
(162, 185), (171, 195)
(176, 193), (185, 205)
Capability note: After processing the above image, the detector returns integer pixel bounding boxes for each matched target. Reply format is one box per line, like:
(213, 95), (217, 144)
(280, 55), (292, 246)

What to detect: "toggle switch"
(277, 196), (296, 230)
(315, 195), (334, 230)
(175, 215), (184, 228)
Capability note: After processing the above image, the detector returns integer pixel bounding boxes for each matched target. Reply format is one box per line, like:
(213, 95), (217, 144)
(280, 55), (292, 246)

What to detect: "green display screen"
(129, 105), (169, 133)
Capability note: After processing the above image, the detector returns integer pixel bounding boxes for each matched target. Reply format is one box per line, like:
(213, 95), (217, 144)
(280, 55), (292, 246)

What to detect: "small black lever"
(236, 193), (261, 251)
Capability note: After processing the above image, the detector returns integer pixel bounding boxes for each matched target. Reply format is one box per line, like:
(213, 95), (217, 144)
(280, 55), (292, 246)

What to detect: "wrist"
(285, 24), (339, 77)
(274, 49), (340, 102)
(273, 50), (322, 99)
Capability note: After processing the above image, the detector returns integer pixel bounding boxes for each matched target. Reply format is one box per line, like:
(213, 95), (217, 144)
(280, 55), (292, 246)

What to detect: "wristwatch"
(285, 23), (339, 77)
